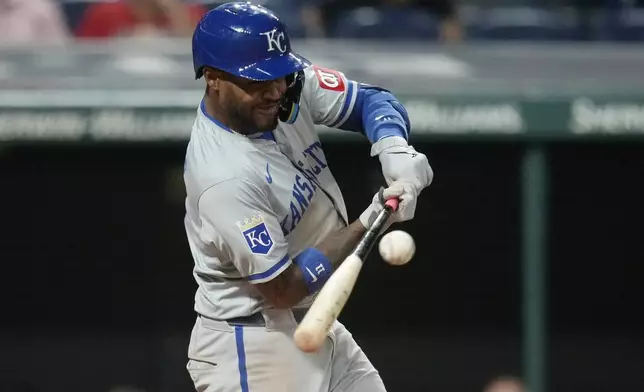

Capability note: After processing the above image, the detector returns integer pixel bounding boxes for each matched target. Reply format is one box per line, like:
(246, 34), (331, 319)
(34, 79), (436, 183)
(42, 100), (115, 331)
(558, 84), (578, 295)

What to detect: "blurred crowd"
(1, 0), (644, 46)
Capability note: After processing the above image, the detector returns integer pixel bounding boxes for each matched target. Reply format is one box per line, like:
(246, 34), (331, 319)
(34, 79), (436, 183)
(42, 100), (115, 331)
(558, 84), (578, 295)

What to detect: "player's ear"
(204, 68), (220, 92)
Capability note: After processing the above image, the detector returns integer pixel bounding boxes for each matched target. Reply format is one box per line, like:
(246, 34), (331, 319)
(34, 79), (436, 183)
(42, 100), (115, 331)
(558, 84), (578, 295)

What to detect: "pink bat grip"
(384, 198), (399, 211)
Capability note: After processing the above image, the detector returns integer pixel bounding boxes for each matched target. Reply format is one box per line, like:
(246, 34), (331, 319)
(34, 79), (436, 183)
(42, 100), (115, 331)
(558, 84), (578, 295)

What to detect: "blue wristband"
(294, 247), (333, 294)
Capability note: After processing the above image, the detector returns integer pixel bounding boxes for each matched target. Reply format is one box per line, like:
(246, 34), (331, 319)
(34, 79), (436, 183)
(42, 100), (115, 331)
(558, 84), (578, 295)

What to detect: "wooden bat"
(293, 198), (399, 353)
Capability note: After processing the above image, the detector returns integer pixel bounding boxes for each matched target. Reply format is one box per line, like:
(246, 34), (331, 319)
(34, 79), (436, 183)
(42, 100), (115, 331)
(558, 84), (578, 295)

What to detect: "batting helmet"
(192, 2), (311, 81)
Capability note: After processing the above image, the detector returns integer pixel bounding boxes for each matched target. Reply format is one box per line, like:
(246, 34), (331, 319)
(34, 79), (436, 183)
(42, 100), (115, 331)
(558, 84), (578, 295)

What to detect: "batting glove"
(372, 136), (433, 221)
(359, 182), (413, 230)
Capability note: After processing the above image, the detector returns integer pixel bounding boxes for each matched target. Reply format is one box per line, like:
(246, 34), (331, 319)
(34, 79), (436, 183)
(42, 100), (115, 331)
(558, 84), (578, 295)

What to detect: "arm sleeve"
(198, 178), (291, 284)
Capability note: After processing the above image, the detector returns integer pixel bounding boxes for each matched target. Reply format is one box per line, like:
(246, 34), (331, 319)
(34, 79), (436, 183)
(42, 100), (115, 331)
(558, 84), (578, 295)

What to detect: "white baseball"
(378, 230), (415, 266)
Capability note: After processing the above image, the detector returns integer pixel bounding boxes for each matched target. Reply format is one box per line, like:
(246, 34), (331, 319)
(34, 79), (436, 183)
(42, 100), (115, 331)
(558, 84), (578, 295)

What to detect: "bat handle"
(384, 197), (399, 212)
(353, 197), (400, 260)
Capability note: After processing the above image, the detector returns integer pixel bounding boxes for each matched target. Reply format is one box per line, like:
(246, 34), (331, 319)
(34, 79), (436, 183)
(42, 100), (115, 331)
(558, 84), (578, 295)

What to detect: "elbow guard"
(361, 88), (411, 143)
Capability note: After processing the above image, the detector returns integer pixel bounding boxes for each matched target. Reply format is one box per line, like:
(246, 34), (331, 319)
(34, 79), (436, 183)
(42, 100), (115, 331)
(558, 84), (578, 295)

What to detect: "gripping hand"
(371, 136), (433, 221)
(359, 183), (413, 230)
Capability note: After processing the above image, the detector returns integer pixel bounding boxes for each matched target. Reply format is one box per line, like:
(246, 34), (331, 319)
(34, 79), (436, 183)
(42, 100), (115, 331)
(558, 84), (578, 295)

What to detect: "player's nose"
(265, 77), (287, 100)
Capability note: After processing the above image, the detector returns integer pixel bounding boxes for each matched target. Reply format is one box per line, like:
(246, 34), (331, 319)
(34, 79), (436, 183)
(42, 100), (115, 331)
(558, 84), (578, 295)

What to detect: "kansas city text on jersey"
(279, 141), (329, 236)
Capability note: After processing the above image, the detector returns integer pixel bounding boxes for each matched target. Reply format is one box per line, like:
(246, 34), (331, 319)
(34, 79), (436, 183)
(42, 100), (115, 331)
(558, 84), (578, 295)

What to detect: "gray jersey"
(183, 64), (360, 320)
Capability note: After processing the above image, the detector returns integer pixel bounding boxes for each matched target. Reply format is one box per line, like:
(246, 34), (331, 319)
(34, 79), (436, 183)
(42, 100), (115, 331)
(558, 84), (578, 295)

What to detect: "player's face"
(223, 75), (288, 133)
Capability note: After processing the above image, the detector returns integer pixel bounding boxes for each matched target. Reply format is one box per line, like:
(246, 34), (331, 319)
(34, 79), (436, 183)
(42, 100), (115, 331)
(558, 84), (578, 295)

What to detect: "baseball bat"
(293, 198), (399, 353)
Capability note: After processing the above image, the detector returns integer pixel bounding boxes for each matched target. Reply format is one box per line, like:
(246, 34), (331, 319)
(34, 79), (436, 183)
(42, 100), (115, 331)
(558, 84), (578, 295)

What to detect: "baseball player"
(183, 2), (433, 391)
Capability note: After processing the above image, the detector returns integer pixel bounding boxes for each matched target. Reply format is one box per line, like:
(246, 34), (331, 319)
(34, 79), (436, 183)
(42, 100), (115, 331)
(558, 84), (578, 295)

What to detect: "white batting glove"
(359, 182), (412, 230)
(371, 136), (433, 221)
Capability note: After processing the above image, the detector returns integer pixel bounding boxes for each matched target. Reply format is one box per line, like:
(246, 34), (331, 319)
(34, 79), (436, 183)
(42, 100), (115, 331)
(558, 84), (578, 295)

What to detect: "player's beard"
(253, 102), (280, 132)
(258, 110), (280, 131)
(227, 101), (278, 134)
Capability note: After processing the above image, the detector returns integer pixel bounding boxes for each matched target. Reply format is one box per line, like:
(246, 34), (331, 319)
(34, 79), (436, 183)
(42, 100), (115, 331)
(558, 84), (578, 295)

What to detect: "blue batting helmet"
(192, 2), (311, 81)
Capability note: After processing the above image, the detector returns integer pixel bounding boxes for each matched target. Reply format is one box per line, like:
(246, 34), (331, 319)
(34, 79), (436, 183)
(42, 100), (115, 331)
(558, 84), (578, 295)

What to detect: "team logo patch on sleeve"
(237, 213), (274, 255)
(313, 65), (345, 92)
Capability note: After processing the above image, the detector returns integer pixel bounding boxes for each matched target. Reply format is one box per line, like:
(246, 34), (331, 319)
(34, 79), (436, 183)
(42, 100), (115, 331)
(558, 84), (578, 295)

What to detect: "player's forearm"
(257, 221), (366, 309)
(259, 264), (310, 309)
(315, 220), (367, 270)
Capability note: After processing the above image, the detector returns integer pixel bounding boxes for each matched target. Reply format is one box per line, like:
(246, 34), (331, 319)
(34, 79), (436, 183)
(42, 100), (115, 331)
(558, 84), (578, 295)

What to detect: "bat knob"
(384, 198), (399, 211)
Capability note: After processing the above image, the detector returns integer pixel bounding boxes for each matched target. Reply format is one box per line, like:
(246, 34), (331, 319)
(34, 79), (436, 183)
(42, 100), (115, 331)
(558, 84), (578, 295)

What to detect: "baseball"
(378, 230), (415, 266)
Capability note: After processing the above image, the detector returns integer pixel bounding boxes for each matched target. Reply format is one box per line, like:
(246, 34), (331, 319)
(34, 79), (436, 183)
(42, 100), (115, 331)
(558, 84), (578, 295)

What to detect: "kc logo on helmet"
(260, 29), (287, 53)
(238, 213), (274, 255)
(313, 65), (345, 92)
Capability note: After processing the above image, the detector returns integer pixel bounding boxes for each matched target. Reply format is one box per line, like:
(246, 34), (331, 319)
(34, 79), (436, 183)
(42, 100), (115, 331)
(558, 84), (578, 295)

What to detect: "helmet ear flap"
(279, 71), (305, 124)
(195, 66), (204, 80)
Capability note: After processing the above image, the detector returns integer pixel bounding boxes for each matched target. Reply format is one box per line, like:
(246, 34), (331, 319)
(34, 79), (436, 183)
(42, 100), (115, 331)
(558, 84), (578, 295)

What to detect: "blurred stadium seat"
(466, 6), (585, 41)
(257, 0), (307, 38)
(57, 0), (306, 38)
(331, 6), (441, 40)
(598, 7), (644, 41)
(55, 0), (644, 42)
(60, 0), (91, 32)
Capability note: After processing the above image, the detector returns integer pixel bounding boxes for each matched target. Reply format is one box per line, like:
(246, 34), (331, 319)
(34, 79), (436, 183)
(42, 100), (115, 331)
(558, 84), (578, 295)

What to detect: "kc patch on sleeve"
(237, 213), (274, 255)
